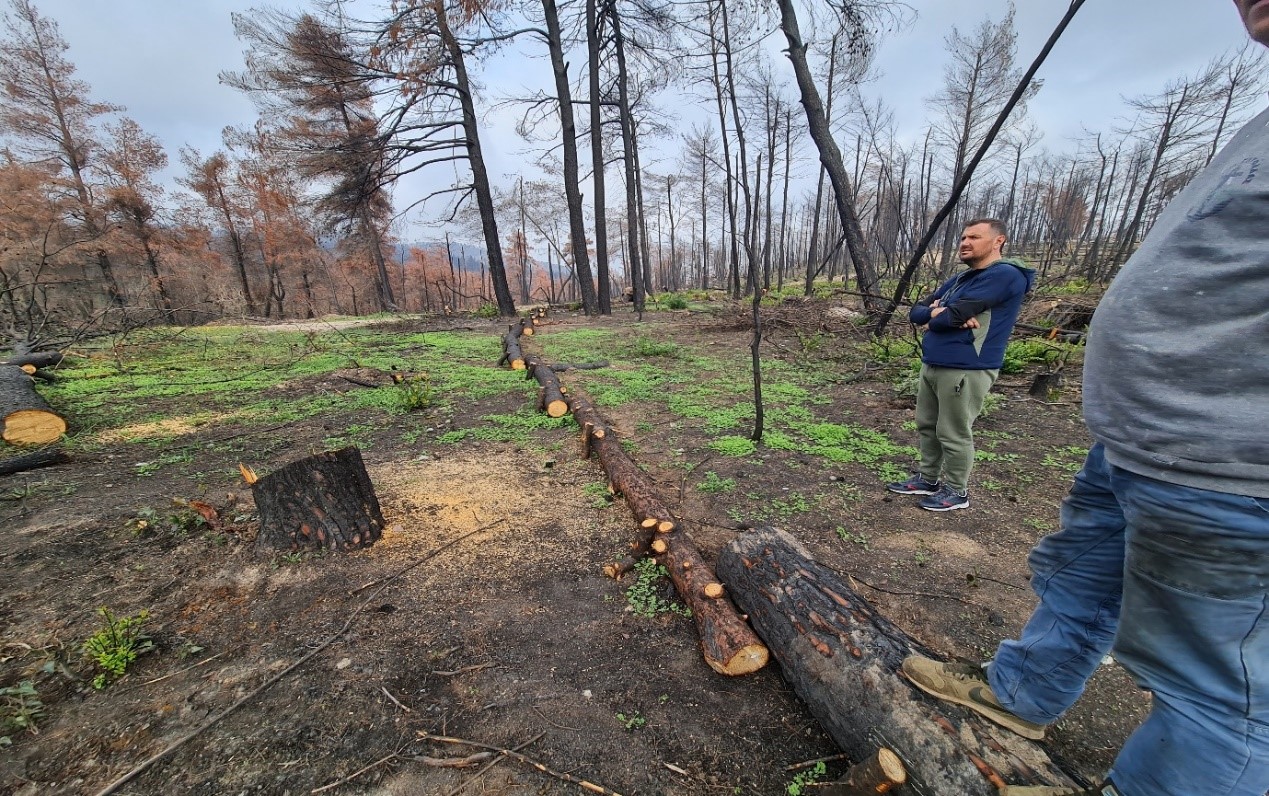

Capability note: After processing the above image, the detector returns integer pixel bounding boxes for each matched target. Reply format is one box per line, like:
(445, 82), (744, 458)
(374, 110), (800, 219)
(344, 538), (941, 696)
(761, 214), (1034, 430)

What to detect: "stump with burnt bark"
(0, 366), (68, 445)
(717, 527), (1082, 795)
(252, 447), (386, 552)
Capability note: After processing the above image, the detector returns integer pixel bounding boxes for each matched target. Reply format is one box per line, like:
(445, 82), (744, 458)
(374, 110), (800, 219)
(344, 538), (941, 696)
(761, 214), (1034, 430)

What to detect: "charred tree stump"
(0, 447), (70, 477)
(566, 391), (768, 676)
(825, 748), (907, 795)
(0, 366), (68, 445)
(1028, 372), (1064, 401)
(717, 527), (1082, 795)
(525, 356), (569, 418)
(252, 447), (386, 552)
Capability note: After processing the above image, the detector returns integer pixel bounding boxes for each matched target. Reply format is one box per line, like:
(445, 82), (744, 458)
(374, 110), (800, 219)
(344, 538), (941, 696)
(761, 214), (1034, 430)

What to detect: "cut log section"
(717, 527), (1082, 794)
(498, 322), (527, 370)
(525, 356), (569, 418)
(0, 366), (68, 445)
(3, 351), (64, 370)
(251, 447), (386, 552)
(822, 748), (907, 795)
(564, 390), (767, 676)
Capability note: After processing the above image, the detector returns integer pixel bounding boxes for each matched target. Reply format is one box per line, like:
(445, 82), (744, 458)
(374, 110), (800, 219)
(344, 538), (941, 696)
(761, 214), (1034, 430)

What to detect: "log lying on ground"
(549, 361), (609, 372)
(3, 351), (64, 370)
(0, 366), (68, 445)
(823, 748), (906, 796)
(0, 447), (70, 477)
(717, 527), (1082, 794)
(498, 321), (527, 370)
(525, 356), (569, 418)
(566, 390), (768, 676)
(251, 447), (386, 552)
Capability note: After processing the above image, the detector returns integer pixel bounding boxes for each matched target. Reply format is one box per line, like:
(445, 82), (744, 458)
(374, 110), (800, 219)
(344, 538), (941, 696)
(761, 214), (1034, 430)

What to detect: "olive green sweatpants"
(914, 364), (999, 492)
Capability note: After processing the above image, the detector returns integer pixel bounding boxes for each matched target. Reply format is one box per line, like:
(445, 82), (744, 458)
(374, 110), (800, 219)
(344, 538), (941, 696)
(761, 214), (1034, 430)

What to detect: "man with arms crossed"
(888, 218), (1034, 511)
(901, 2), (1269, 794)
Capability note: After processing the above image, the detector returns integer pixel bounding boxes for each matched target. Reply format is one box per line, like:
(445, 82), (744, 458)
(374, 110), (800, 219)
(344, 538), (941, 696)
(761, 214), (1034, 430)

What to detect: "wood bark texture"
(0, 447), (70, 477)
(566, 391), (768, 676)
(498, 321), (527, 370)
(0, 366), (68, 445)
(525, 356), (569, 418)
(822, 748), (907, 795)
(3, 352), (64, 369)
(252, 447), (386, 552)
(716, 527), (1081, 795)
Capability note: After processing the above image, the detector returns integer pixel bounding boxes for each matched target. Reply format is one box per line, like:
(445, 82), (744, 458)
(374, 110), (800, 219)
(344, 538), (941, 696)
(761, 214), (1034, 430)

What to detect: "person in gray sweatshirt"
(896, 3), (1269, 795)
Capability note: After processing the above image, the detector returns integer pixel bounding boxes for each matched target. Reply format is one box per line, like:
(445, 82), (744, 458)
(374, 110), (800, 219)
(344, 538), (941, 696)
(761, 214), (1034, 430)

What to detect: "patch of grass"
(0, 681), (44, 746)
(771, 492), (813, 518)
(835, 527), (870, 548)
(1042, 445), (1089, 474)
(582, 481), (614, 508)
(127, 505), (208, 537)
(697, 471), (736, 493)
(709, 435), (757, 458)
(82, 607), (153, 689)
(1002, 338), (1058, 374)
(624, 558), (691, 619)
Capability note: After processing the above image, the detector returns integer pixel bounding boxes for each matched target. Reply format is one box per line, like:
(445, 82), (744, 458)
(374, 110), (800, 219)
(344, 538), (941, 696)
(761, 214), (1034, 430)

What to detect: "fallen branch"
(419, 732), (622, 796)
(311, 751), (401, 794)
(92, 521), (504, 796)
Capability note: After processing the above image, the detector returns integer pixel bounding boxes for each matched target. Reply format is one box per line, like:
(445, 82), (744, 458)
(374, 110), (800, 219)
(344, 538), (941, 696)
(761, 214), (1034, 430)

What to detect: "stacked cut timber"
(0, 366), (67, 445)
(717, 527), (1083, 794)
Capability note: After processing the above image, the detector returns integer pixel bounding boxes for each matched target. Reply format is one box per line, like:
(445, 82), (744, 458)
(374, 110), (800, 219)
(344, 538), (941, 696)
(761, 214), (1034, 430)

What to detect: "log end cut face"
(708, 643), (770, 676)
(2, 409), (68, 445)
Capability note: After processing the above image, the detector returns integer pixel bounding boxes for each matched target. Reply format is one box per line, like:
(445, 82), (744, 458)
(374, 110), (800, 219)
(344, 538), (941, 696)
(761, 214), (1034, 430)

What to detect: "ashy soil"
(0, 305), (1147, 796)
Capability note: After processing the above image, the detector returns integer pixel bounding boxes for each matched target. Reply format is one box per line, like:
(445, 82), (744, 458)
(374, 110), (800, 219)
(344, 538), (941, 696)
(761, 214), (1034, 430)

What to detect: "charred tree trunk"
(3, 352), (64, 369)
(717, 527), (1082, 795)
(525, 355), (568, 418)
(498, 319), (531, 370)
(0, 367), (67, 445)
(252, 447), (385, 552)
(0, 447), (70, 477)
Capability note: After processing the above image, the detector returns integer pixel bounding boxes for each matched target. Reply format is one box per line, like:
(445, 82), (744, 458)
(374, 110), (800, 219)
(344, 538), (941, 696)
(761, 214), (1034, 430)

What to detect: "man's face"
(1234, 0), (1269, 46)
(959, 224), (1005, 268)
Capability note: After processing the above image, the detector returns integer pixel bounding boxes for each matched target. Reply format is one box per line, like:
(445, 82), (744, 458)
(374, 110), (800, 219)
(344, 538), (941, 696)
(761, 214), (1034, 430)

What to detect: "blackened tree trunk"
(252, 447), (386, 551)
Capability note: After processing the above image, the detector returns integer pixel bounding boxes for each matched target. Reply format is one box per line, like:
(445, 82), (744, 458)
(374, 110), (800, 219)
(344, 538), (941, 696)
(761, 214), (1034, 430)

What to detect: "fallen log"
(564, 390), (767, 676)
(716, 527), (1082, 795)
(1, 366), (68, 445)
(3, 351), (64, 370)
(251, 447), (386, 552)
(548, 361), (609, 372)
(0, 447), (70, 477)
(822, 748), (906, 795)
(525, 356), (569, 418)
(498, 322), (527, 370)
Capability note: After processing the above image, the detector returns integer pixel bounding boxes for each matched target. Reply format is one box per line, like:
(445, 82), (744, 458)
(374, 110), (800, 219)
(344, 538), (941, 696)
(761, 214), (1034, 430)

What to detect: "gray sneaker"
(900, 655), (1046, 740)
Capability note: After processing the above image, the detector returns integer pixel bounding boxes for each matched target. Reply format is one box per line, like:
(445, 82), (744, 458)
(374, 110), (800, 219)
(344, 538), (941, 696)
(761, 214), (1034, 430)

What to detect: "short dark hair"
(965, 218), (1007, 238)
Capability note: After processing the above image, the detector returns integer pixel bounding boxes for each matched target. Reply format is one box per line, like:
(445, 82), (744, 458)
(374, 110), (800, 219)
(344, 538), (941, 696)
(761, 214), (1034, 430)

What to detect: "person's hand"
(930, 299), (942, 308)
(961, 317), (979, 329)
(930, 307), (946, 318)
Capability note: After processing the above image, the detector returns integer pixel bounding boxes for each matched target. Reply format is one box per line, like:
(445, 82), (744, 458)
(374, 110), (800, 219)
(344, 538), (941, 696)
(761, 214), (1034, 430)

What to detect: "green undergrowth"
(49, 325), (532, 446)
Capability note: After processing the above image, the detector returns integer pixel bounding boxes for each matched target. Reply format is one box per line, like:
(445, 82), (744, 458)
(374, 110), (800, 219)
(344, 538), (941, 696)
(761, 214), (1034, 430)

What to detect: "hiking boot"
(919, 484), (970, 511)
(1002, 781), (1121, 796)
(886, 473), (940, 495)
(900, 655), (1046, 740)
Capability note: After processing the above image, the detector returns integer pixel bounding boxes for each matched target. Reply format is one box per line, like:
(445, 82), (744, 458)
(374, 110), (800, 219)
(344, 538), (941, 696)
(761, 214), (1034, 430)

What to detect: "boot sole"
(920, 500), (970, 511)
(887, 486), (938, 495)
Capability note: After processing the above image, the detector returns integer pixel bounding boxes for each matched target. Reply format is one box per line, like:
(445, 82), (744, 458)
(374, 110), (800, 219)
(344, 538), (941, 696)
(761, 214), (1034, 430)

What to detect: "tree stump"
(717, 527), (1082, 795)
(252, 447), (386, 552)
(0, 366), (68, 445)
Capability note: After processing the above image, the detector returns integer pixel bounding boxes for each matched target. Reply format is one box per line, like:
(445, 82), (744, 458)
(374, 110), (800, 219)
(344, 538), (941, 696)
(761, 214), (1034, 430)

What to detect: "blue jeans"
(987, 443), (1269, 796)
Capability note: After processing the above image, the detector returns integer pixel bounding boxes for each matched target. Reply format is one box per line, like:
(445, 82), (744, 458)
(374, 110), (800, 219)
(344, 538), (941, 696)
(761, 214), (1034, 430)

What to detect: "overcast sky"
(23, 0), (1264, 238)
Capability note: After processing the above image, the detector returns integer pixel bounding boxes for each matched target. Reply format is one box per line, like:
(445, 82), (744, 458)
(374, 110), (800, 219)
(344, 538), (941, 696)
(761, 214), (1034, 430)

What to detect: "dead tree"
(251, 447), (386, 552)
(717, 527), (1084, 794)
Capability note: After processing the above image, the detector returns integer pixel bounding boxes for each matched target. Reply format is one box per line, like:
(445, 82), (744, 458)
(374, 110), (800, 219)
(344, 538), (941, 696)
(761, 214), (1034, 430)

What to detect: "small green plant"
(1002, 338), (1057, 374)
(0, 681), (44, 745)
(582, 481), (614, 508)
(892, 359), (922, 398)
(787, 761), (827, 795)
(396, 373), (434, 412)
(1024, 517), (1054, 533)
(835, 527), (870, 548)
(474, 302), (500, 318)
(632, 337), (680, 358)
(127, 505), (207, 537)
(624, 558), (691, 619)
(979, 391), (1006, 417)
(615, 710), (647, 730)
(697, 471), (737, 493)
(664, 294), (689, 310)
(914, 540), (933, 567)
(82, 607), (154, 689)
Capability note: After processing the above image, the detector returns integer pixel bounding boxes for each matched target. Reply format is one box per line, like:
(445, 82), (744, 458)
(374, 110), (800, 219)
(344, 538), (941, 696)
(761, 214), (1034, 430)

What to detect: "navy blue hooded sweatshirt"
(908, 259), (1035, 370)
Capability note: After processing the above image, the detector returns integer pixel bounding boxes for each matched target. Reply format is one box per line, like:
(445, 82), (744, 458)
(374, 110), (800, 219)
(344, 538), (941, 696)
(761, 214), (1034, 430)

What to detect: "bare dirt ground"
(0, 307), (1147, 796)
